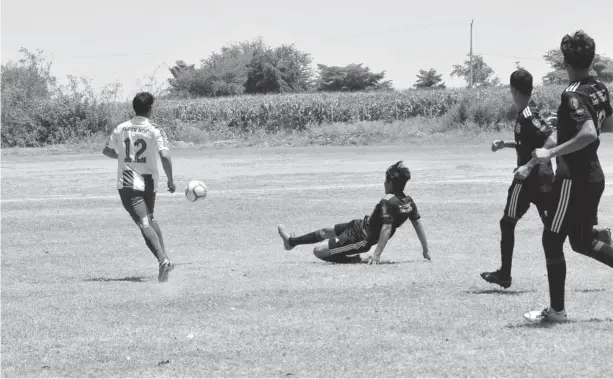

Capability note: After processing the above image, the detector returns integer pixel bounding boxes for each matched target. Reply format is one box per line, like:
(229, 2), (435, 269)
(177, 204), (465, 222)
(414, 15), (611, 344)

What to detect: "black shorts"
(118, 187), (156, 224)
(327, 219), (372, 256)
(503, 179), (549, 223)
(545, 178), (604, 246)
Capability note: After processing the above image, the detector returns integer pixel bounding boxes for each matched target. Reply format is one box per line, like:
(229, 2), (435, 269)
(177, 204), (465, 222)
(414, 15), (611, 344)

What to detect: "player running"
(480, 69), (556, 289)
(525, 30), (613, 323)
(103, 92), (176, 283)
(277, 161), (430, 265)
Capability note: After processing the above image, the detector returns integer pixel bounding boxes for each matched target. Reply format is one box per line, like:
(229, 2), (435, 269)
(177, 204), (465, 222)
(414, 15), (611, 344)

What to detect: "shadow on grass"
(465, 289), (536, 295)
(507, 317), (613, 329)
(298, 259), (418, 265)
(573, 288), (607, 293)
(84, 276), (149, 283)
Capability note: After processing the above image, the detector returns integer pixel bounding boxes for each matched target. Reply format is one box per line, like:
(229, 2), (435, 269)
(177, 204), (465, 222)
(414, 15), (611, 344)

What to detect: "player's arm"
(534, 94), (597, 162)
(368, 223), (392, 265)
(515, 119), (556, 180)
(411, 219), (430, 260)
(602, 115), (613, 133)
(156, 129), (176, 193)
(102, 130), (119, 159)
(492, 140), (517, 152)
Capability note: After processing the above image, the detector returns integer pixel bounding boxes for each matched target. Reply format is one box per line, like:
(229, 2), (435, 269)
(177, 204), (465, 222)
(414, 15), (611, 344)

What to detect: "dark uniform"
(545, 77), (612, 250)
(503, 101), (555, 223)
(327, 193), (420, 257)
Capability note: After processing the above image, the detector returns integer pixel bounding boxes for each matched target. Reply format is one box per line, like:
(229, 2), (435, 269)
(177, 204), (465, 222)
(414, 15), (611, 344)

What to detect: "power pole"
(469, 19), (474, 89)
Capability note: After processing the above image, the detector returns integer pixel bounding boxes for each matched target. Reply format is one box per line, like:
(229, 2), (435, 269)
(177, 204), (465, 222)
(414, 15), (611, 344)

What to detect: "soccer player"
(277, 161), (430, 265)
(480, 69), (556, 289)
(524, 30), (613, 323)
(102, 92), (176, 283)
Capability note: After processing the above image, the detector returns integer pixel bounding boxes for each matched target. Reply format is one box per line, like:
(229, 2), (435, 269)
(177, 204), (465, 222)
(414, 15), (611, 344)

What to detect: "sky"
(2, 0), (613, 99)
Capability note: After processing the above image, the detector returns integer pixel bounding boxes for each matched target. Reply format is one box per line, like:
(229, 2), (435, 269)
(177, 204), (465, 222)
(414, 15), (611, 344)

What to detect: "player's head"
(509, 69), (533, 103)
(133, 92), (155, 117)
(385, 161), (411, 194)
(560, 30), (595, 73)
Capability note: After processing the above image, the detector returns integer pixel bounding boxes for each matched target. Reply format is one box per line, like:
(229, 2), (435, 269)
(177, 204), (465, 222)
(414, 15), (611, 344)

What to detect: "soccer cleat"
(523, 307), (568, 323)
(594, 226), (612, 245)
(158, 259), (172, 283)
(277, 225), (295, 251)
(480, 269), (512, 289)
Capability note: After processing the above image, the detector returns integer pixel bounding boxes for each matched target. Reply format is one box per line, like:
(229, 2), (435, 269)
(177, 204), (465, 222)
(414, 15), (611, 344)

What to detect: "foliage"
(543, 49), (613, 84)
(451, 55), (501, 88)
(315, 63), (392, 92)
(413, 69), (445, 89)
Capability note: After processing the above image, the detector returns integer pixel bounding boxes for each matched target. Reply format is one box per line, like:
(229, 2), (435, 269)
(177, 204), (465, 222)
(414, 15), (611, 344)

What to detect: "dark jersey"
(514, 100), (554, 187)
(362, 193), (420, 243)
(556, 77), (612, 182)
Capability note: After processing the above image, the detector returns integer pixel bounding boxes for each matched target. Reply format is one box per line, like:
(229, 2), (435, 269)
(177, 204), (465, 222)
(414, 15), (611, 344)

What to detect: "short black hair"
(560, 30), (595, 70)
(385, 161), (411, 193)
(510, 69), (533, 96)
(133, 92), (154, 115)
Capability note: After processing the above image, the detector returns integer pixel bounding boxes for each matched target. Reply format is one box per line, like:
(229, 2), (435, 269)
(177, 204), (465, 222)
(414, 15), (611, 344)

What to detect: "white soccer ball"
(185, 180), (208, 202)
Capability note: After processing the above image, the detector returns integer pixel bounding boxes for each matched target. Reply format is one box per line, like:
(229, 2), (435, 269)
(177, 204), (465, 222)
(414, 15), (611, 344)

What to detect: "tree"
(316, 63), (392, 92)
(168, 39), (314, 97)
(413, 68), (445, 89)
(450, 55), (500, 88)
(542, 48), (613, 84)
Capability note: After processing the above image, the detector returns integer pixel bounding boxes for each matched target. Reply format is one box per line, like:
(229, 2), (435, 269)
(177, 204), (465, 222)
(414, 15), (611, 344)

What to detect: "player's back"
(557, 77), (611, 181)
(111, 116), (167, 191)
(363, 193), (420, 243)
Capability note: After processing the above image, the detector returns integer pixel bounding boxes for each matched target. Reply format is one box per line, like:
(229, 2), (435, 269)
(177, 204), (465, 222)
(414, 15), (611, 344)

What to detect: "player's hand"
(514, 165), (531, 181)
(422, 250), (431, 261)
(491, 140), (504, 152)
(532, 148), (552, 162)
(368, 254), (381, 265)
(167, 180), (176, 193)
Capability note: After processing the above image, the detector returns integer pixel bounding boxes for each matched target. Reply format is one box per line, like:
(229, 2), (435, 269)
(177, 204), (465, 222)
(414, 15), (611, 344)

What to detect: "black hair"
(510, 69), (533, 96)
(385, 161), (411, 193)
(560, 30), (595, 70)
(133, 92), (155, 115)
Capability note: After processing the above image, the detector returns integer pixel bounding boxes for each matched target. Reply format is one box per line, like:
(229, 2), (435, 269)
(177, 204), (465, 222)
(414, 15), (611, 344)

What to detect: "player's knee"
(318, 228), (333, 240)
(500, 217), (517, 231)
(137, 216), (150, 230)
(542, 229), (564, 259)
(313, 243), (330, 260)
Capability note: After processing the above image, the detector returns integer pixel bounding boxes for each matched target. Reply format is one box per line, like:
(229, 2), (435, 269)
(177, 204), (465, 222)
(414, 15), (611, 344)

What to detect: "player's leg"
(313, 229), (370, 264)
(119, 189), (167, 278)
(277, 222), (352, 251)
(524, 179), (570, 323)
(144, 190), (172, 282)
(568, 181), (613, 268)
(481, 181), (530, 288)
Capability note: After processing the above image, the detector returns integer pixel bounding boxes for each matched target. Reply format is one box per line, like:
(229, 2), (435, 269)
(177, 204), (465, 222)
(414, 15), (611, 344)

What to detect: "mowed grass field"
(2, 137), (613, 377)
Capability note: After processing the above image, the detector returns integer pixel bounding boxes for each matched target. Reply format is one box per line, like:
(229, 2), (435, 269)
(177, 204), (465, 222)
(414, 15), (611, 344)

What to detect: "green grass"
(2, 142), (613, 377)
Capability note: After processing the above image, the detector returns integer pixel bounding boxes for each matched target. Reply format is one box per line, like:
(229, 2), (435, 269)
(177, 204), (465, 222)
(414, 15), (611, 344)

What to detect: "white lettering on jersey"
(107, 117), (169, 191)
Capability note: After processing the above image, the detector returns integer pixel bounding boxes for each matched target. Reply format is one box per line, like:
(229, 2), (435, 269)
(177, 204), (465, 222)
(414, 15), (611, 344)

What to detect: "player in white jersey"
(103, 92), (176, 282)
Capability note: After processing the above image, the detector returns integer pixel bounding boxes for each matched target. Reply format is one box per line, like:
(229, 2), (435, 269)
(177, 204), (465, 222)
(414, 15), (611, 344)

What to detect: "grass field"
(2, 136), (613, 377)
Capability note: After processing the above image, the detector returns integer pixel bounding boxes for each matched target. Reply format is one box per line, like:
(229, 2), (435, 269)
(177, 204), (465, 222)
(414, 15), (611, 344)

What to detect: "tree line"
(167, 37), (613, 97)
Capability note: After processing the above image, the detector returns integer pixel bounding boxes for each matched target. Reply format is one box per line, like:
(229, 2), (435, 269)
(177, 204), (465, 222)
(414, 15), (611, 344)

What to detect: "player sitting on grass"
(277, 161), (429, 265)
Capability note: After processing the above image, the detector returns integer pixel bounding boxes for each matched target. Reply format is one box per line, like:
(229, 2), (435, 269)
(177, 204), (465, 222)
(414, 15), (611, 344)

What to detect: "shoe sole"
(480, 273), (512, 289)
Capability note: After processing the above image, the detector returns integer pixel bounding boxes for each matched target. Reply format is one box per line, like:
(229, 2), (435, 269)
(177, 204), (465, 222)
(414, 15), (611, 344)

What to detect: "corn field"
(2, 84), (612, 147)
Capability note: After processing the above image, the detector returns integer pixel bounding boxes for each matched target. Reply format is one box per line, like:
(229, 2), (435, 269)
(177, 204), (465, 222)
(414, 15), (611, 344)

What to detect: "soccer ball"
(185, 180), (208, 202)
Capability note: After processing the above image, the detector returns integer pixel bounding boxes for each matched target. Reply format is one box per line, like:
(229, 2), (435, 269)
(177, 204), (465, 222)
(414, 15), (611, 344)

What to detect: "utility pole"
(469, 19), (474, 89)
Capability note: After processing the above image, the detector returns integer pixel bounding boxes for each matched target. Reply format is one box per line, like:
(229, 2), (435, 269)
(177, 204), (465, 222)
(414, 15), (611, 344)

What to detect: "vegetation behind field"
(2, 48), (612, 149)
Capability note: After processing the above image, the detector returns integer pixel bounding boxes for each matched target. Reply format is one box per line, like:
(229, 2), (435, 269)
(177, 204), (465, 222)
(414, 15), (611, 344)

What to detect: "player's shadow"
(465, 289), (536, 296)
(573, 288), (607, 293)
(84, 276), (149, 283)
(507, 317), (613, 329)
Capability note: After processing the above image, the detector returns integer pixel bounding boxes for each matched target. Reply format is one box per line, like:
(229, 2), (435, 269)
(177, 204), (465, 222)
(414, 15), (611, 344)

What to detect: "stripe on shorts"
(507, 183), (522, 218)
(551, 179), (572, 233)
(329, 240), (368, 255)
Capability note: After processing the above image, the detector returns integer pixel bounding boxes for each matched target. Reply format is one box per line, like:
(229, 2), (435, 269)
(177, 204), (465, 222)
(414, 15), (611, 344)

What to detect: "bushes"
(2, 82), (612, 147)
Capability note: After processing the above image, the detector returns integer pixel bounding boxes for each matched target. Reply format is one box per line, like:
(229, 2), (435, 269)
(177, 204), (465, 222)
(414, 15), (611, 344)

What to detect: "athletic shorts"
(545, 178), (604, 247)
(118, 175), (156, 224)
(503, 179), (550, 223)
(327, 219), (372, 256)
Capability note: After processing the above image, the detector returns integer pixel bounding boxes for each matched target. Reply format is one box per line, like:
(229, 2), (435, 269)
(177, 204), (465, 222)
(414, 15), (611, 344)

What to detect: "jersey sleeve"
(406, 198), (421, 221)
(106, 127), (119, 151)
(562, 92), (591, 129)
(154, 128), (170, 152)
(379, 200), (394, 224)
(521, 116), (553, 146)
